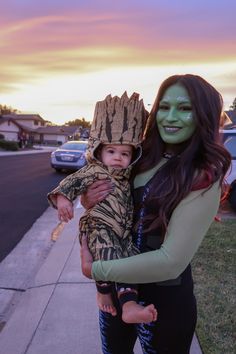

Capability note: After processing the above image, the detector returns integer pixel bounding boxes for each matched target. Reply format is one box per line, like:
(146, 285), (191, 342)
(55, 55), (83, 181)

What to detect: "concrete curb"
(0, 146), (55, 156)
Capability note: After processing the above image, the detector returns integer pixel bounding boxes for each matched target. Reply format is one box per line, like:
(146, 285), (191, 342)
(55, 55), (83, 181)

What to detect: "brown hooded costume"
(48, 92), (147, 261)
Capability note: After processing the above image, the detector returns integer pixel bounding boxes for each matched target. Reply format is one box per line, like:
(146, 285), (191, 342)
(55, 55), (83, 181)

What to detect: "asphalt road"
(0, 153), (67, 262)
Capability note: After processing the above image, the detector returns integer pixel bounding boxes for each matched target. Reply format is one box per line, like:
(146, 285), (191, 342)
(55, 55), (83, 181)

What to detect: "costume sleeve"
(91, 181), (221, 283)
(48, 166), (95, 208)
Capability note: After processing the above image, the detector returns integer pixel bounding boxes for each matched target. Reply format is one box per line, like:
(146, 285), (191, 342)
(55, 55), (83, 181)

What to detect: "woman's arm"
(80, 179), (114, 209)
(91, 181), (221, 283)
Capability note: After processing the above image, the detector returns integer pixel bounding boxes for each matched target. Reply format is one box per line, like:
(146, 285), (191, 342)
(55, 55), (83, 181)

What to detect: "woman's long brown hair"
(133, 74), (231, 235)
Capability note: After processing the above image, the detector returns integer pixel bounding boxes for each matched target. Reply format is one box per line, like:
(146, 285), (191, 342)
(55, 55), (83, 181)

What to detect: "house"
(0, 117), (26, 142)
(34, 125), (81, 145)
(0, 114), (46, 144)
(0, 114), (83, 145)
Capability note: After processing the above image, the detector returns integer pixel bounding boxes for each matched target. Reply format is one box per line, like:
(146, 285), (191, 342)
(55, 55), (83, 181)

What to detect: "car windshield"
(61, 142), (87, 151)
(224, 136), (236, 159)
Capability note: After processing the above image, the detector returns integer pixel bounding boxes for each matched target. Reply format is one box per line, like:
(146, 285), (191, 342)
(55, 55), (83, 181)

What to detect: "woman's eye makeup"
(159, 103), (169, 110)
(179, 105), (192, 111)
(158, 103), (192, 111)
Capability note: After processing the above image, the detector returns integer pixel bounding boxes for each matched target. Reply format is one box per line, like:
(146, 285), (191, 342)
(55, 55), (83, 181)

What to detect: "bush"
(0, 140), (19, 151)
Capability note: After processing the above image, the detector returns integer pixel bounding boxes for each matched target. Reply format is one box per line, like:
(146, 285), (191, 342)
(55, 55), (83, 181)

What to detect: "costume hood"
(86, 92), (148, 166)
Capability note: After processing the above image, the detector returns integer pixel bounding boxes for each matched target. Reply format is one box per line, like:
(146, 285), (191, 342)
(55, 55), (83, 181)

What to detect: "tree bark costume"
(48, 92), (148, 303)
(48, 162), (139, 261)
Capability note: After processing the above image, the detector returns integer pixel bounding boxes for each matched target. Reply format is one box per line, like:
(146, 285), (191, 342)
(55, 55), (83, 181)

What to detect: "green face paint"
(156, 84), (196, 145)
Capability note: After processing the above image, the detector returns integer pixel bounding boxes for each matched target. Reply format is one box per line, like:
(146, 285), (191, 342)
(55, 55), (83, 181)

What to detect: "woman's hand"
(81, 179), (113, 209)
(57, 194), (74, 222)
(80, 236), (93, 279)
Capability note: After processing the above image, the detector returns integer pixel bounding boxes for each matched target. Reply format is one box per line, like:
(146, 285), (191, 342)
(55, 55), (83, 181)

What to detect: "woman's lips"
(163, 126), (182, 133)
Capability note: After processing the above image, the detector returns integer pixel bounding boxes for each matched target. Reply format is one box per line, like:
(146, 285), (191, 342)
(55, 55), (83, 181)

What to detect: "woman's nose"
(165, 108), (178, 122)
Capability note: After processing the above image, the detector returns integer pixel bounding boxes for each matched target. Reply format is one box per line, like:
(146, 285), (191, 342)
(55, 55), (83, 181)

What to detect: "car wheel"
(228, 180), (236, 212)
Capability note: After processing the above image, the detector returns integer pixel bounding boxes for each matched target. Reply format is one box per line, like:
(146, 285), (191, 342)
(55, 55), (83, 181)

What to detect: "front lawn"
(192, 219), (235, 354)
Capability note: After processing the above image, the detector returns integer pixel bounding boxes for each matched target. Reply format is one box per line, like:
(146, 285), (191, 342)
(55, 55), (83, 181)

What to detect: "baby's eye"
(107, 149), (114, 154)
(122, 153), (129, 157)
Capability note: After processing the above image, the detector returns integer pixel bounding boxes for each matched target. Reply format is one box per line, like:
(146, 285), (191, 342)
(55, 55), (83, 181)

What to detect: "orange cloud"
(0, 3), (235, 121)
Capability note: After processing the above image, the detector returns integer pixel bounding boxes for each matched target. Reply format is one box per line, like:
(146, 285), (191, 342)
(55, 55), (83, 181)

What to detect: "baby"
(48, 92), (157, 324)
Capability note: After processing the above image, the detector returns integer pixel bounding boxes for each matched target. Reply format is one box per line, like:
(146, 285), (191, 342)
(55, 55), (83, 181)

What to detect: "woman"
(80, 74), (231, 354)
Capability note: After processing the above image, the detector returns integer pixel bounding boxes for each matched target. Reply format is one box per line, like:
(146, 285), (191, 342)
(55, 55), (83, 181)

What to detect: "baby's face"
(100, 144), (133, 169)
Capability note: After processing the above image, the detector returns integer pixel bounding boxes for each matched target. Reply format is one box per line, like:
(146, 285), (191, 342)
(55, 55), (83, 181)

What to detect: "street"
(0, 153), (67, 262)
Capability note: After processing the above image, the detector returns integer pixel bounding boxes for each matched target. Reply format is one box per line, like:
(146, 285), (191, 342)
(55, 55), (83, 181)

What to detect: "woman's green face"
(156, 84), (196, 145)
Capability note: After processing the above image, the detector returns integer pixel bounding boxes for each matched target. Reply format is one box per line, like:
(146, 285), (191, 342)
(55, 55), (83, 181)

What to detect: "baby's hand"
(57, 194), (74, 222)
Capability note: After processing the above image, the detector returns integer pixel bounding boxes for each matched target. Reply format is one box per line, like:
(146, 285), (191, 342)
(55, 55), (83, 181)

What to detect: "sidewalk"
(0, 145), (55, 156)
(0, 206), (202, 354)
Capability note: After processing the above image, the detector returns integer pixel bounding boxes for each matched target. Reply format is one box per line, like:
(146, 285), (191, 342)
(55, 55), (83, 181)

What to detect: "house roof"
(0, 117), (37, 132)
(0, 117), (32, 131)
(0, 113), (90, 139)
(35, 125), (80, 136)
(0, 114), (82, 136)
(0, 117), (19, 127)
(2, 113), (46, 122)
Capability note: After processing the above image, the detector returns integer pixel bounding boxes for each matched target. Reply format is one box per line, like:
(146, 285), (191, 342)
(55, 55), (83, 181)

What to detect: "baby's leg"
(96, 281), (117, 316)
(97, 293), (117, 316)
(122, 301), (157, 324)
(117, 285), (158, 324)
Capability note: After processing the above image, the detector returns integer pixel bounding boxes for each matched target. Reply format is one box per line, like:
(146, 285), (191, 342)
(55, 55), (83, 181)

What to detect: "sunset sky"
(1, 0), (236, 124)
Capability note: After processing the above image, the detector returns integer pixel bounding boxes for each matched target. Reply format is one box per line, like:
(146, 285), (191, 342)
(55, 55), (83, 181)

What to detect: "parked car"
(51, 140), (88, 172)
(221, 128), (236, 144)
(222, 131), (236, 211)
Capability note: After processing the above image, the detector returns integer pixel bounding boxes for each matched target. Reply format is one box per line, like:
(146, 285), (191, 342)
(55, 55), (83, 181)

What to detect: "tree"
(65, 117), (91, 128)
(44, 120), (57, 126)
(0, 104), (19, 116)
(229, 98), (236, 110)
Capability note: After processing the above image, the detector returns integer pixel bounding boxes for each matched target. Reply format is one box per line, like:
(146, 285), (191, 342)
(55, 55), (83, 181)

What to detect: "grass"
(192, 218), (236, 354)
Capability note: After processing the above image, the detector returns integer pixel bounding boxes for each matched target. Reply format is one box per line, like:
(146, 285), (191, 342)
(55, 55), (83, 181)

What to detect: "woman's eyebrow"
(160, 96), (171, 102)
(176, 96), (191, 102)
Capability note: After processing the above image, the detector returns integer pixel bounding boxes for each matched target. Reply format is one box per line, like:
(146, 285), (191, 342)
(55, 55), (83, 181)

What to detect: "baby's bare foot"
(97, 292), (117, 316)
(122, 302), (157, 324)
